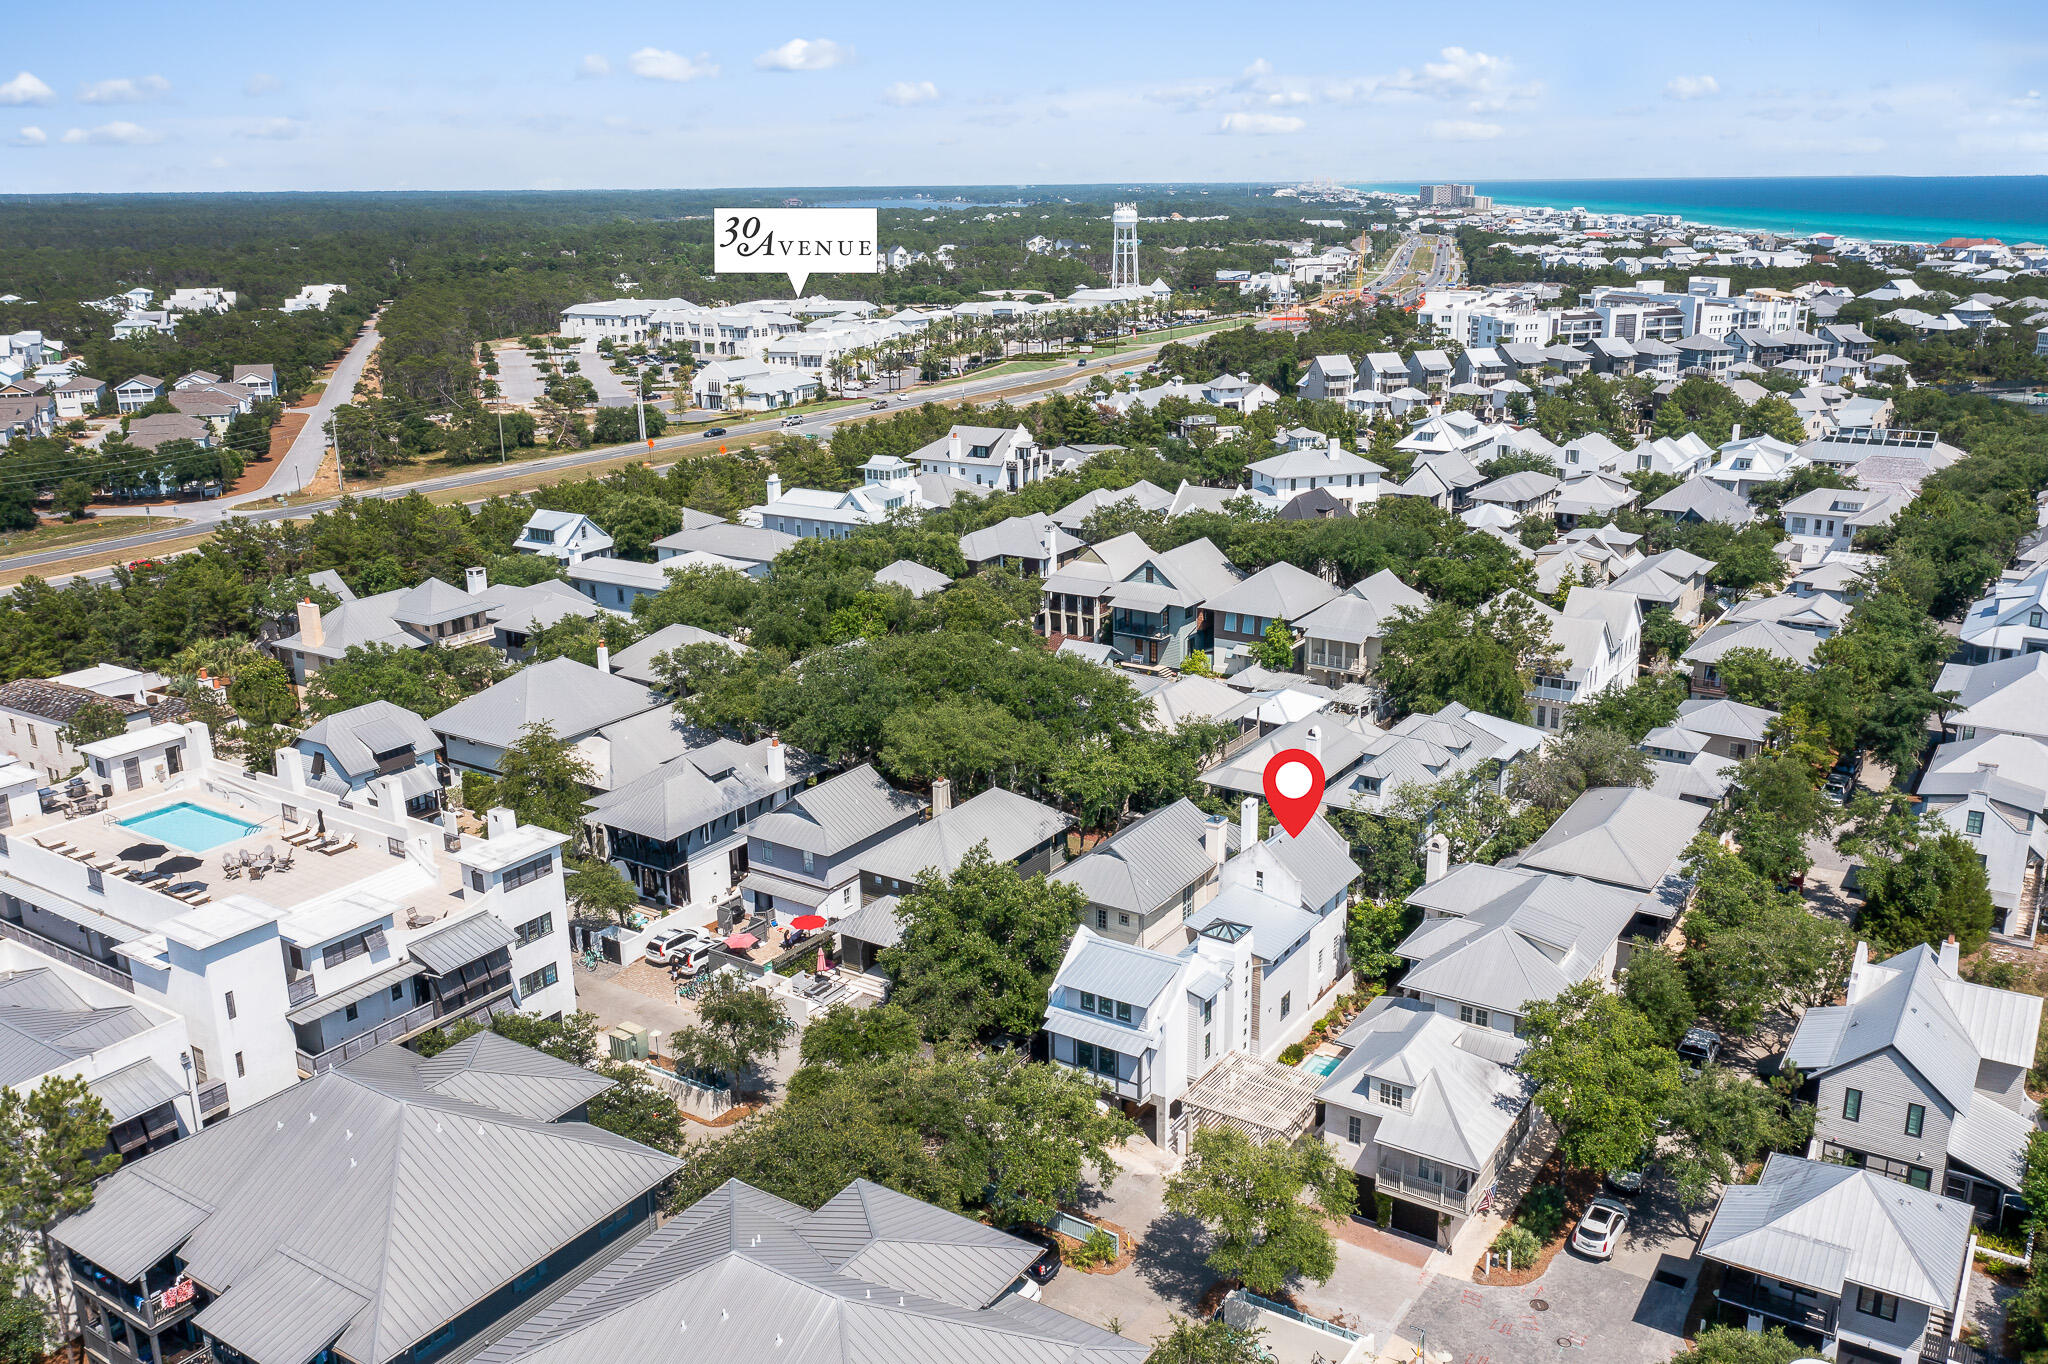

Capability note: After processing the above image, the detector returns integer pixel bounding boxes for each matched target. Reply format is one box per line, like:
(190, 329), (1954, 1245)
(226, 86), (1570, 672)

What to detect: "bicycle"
(579, 949), (600, 971)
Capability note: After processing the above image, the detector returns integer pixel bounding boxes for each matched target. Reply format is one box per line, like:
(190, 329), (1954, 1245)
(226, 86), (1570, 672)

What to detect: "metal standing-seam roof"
(468, 1177), (1144, 1364)
(1518, 787), (1708, 892)
(1052, 931), (1188, 1008)
(296, 701), (441, 780)
(1319, 998), (1533, 1170)
(1698, 1153), (1972, 1308)
(1051, 798), (1231, 916)
(406, 911), (517, 975)
(606, 624), (748, 687)
(406, 1030), (617, 1122)
(831, 895), (903, 952)
(872, 559), (954, 598)
(745, 764), (925, 858)
(429, 658), (665, 750)
(1398, 864), (1642, 1016)
(86, 1057), (190, 1123)
(857, 788), (1069, 886)
(51, 1039), (680, 1364)
(0, 967), (157, 1087)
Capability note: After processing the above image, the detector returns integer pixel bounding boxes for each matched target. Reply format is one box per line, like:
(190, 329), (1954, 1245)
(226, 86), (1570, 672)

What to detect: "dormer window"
(1377, 1081), (1405, 1109)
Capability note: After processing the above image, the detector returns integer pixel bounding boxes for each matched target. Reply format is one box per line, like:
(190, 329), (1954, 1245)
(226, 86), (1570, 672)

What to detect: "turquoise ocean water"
(1351, 177), (2048, 244)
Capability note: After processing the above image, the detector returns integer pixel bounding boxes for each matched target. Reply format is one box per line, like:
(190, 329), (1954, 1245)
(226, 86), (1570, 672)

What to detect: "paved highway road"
(1, 323), (1239, 587)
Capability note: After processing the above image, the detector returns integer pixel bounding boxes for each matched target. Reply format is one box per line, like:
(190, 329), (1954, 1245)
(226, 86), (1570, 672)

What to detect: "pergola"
(1171, 1051), (1324, 1153)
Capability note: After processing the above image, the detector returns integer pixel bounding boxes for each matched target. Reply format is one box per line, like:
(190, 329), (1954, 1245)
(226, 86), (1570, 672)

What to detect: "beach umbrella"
(119, 841), (168, 862)
(817, 946), (828, 975)
(316, 809), (327, 836)
(156, 855), (201, 877)
(723, 931), (758, 951)
(789, 914), (827, 931)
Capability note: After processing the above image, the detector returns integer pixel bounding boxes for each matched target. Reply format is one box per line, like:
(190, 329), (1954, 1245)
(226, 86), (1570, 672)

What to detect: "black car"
(1010, 1229), (1062, 1284)
(702, 427), (728, 438)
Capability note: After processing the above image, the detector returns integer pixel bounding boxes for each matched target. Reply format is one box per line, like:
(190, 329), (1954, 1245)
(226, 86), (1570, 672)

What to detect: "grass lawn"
(0, 515), (183, 556)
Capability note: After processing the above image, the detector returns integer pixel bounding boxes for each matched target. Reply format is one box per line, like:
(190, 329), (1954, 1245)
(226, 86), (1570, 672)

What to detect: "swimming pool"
(1299, 1053), (1342, 1077)
(118, 802), (262, 853)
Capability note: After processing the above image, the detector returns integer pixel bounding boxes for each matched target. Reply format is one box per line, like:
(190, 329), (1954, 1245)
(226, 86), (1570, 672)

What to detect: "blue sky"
(5, 0), (2046, 192)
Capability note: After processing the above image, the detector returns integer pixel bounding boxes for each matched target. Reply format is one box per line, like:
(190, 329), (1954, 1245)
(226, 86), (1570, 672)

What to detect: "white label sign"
(714, 207), (879, 296)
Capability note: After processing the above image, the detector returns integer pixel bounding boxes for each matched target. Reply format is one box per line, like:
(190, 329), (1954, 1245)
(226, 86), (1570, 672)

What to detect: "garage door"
(1390, 1197), (1440, 1243)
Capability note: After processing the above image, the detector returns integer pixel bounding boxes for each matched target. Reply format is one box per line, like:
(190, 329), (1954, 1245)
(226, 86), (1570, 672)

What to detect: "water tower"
(1111, 204), (1140, 288)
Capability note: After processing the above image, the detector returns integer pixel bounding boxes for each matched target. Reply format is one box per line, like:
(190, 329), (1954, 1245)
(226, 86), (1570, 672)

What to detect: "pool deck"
(40, 790), (449, 919)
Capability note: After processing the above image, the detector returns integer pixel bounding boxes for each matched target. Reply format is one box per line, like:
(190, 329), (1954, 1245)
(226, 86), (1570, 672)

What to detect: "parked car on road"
(644, 927), (712, 970)
(1571, 1199), (1630, 1260)
(781, 415), (803, 426)
(1678, 1026), (1723, 1072)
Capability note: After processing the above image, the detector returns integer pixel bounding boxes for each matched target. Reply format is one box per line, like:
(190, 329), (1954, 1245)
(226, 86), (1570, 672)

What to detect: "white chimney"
(274, 747), (308, 792)
(1939, 934), (1960, 976)
(1425, 832), (1449, 885)
(931, 776), (953, 815)
(465, 566), (487, 594)
(1240, 795), (1259, 848)
(296, 598), (324, 649)
(1730, 423), (1743, 443)
(1204, 814), (1229, 867)
(486, 806), (516, 841)
(765, 473), (783, 504)
(766, 735), (786, 784)
(595, 643), (611, 675)
(1306, 725), (1322, 760)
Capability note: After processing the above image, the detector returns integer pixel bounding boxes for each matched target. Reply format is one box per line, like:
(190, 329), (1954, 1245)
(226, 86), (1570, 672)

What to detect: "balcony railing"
(1375, 1160), (1478, 1213)
(195, 1082), (229, 1116)
(1717, 1274), (1836, 1333)
(77, 1271), (197, 1333)
(295, 998), (438, 1075)
(0, 919), (133, 991)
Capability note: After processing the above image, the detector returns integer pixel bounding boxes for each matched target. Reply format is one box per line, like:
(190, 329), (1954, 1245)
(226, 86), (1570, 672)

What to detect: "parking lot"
(1396, 1248), (1692, 1364)
(492, 340), (636, 407)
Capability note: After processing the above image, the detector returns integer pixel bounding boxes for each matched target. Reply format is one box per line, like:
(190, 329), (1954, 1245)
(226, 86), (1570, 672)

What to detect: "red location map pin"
(1261, 747), (1326, 839)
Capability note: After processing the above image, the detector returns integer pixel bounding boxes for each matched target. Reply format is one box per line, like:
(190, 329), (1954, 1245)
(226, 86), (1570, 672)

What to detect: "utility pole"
(634, 363), (648, 449)
(498, 412), (506, 463)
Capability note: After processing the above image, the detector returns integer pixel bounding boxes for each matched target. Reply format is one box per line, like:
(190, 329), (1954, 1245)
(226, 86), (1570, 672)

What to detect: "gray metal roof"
(1319, 999), (1532, 1170)
(285, 959), (429, 1026)
(652, 522), (798, 565)
(1399, 864), (1642, 1016)
(832, 895), (902, 951)
(408, 912), (517, 976)
(0, 968), (156, 1088)
(585, 737), (821, 843)
(52, 1038), (680, 1364)
(297, 701), (441, 780)
(1699, 1154), (1972, 1307)
(407, 1031), (616, 1122)
(607, 624), (748, 687)
(872, 559), (954, 597)
(467, 1177), (1142, 1364)
(1204, 561), (1339, 621)
(1053, 933), (1187, 1008)
(857, 788), (1069, 886)
(389, 578), (485, 629)
(745, 764), (925, 858)
(86, 1057), (187, 1123)
(1051, 799), (1229, 916)
(1518, 787), (1707, 892)
(430, 658), (664, 750)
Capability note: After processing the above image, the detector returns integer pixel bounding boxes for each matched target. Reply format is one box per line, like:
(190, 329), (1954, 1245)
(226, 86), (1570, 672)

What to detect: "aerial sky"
(5, 0), (2045, 192)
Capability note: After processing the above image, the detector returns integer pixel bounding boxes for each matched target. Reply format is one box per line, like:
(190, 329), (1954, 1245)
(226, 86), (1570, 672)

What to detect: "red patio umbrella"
(789, 914), (828, 931)
(723, 931), (758, 950)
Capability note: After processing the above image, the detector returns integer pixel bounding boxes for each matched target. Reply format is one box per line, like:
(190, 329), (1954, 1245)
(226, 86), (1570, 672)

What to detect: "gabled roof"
(1318, 999), (1533, 1170)
(1205, 561), (1339, 621)
(1052, 798), (1229, 915)
(873, 559), (954, 597)
(1681, 618), (1824, 669)
(1938, 652), (2048, 738)
(468, 1177), (1141, 1364)
(1295, 570), (1427, 645)
(586, 736), (819, 842)
(1518, 787), (1707, 892)
(1698, 1154), (1972, 1307)
(959, 513), (1080, 565)
(858, 788), (1070, 885)
(430, 658), (664, 750)
(607, 623), (747, 687)
(745, 764), (924, 857)
(1398, 864), (1641, 1015)
(0, 968), (156, 1088)
(53, 1040), (680, 1364)
(1674, 697), (1778, 744)
(296, 701), (441, 779)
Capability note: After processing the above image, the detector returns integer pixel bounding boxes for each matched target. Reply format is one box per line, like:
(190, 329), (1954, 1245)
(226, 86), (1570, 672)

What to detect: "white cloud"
(1266, 90), (1311, 106)
(1666, 74), (1721, 100)
(755, 39), (852, 72)
(244, 73), (282, 96)
(10, 126), (46, 146)
(628, 48), (719, 82)
(240, 117), (305, 140)
(1219, 111), (1304, 135)
(80, 75), (170, 105)
(0, 72), (54, 106)
(578, 54), (611, 78)
(1430, 118), (1503, 140)
(1146, 83), (1220, 111)
(60, 121), (162, 145)
(882, 80), (938, 106)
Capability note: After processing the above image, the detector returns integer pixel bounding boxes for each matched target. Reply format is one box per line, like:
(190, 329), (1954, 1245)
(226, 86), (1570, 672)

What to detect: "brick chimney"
(296, 599), (323, 648)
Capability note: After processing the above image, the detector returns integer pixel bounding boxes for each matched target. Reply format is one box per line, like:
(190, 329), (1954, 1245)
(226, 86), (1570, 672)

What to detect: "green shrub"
(1064, 1227), (1117, 1268)
(1514, 1184), (1570, 1243)
(1279, 1042), (1306, 1066)
(1373, 1191), (1393, 1227)
(1490, 1224), (1540, 1269)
